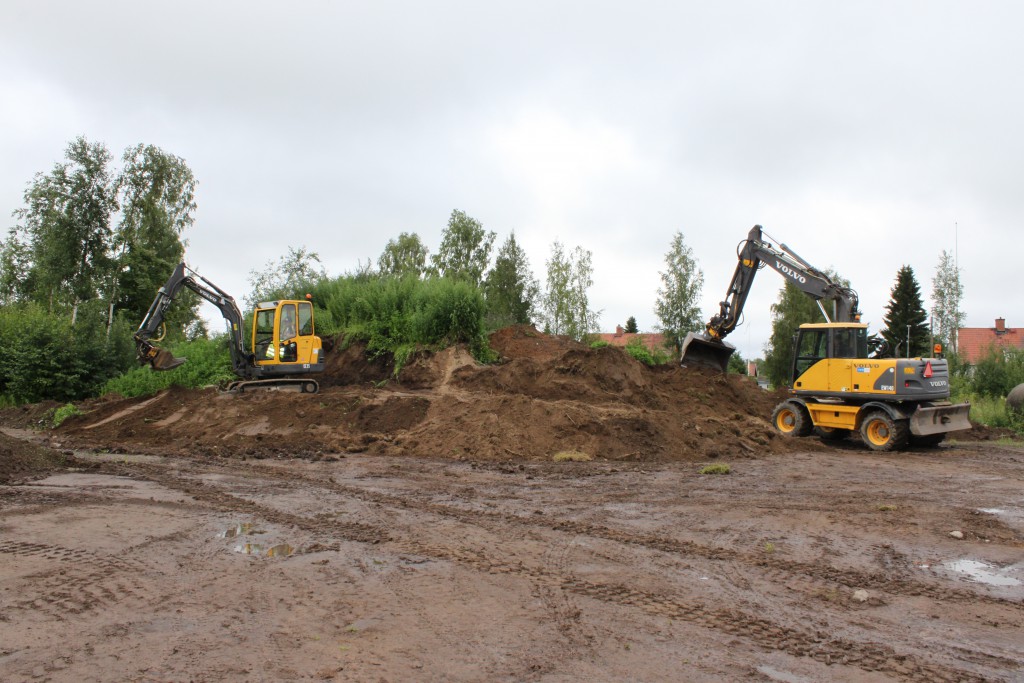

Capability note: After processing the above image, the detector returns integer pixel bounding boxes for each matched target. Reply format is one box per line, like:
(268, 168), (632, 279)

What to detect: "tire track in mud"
(0, 540), (154, 620)
(102, 460), (1003, 683)
(229, 462), (1022, 612)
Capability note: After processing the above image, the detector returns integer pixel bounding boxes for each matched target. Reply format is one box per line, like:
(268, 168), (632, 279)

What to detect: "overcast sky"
(2, 1), (1020, 360)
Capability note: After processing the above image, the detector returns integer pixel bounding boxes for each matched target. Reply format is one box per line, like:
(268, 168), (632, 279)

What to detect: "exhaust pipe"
(680, 332), (735, 373)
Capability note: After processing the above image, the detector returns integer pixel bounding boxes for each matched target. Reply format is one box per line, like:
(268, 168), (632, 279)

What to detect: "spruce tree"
(482, 232), (539, 329)
(624, 316), (638, 333)
(881, 265), (930, 357)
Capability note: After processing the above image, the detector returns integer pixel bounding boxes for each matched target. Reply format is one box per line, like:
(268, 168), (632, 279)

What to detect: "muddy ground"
(2, 326), (1023, 681)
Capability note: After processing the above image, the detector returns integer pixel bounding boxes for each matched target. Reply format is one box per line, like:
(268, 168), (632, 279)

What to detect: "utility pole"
(906, 324), (911, 358)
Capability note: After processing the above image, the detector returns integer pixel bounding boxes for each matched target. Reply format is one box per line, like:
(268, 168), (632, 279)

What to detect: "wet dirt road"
(2, 441), (1023, 682)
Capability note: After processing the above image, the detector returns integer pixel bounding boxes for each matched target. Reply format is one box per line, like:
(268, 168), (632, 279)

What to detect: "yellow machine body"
(251, 299), (324, 372)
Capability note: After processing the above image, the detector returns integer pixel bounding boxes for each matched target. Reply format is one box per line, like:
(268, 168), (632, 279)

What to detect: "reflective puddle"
(234, 543), (295, 557)
(220, 523), (254, 539)
(943, 559), (1022, 587)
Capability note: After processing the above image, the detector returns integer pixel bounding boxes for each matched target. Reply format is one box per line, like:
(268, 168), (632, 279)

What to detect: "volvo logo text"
(776, 261), (807, 284)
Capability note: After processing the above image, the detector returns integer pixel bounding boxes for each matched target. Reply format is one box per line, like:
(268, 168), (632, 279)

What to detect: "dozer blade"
(149, 347), (187, 372)
(680, 332), (735, 372)
(909, 402), (972, 436)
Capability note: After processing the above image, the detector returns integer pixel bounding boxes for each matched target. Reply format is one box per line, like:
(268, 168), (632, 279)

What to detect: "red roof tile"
(957, 324), (1023, 364)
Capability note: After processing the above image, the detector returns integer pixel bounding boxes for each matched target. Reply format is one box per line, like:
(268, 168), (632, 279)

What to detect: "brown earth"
(2, 325), (1023, 681)
(44, 325), (809, 463)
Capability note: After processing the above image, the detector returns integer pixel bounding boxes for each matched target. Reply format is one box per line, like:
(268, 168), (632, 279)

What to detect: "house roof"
(958, 323), (1023, 364)
(595, 329), (667, 353)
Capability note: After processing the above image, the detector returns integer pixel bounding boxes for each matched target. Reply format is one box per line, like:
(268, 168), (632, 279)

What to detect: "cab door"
(827, 328), (855, 393)
(292, 301), (317, 366)
(792, 329), (829, 391)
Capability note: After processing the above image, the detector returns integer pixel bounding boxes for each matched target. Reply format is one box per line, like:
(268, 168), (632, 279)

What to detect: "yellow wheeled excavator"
(680, 225), (972, 451)
(134, 262), (325, 393)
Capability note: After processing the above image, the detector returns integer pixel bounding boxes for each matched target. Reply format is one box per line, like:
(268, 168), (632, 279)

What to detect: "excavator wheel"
(859, 411), (909, 452)
(771, 401), (813, 437)
(815, 426), (851, 441)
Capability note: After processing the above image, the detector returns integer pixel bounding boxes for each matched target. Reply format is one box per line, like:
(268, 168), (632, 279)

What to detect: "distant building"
(595, 325), (667, 353)
(957, 318), (1023, 364)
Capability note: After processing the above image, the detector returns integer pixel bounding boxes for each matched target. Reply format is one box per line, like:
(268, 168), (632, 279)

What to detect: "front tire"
(772, 401), (813, 437)
(859, 411), (909, 452)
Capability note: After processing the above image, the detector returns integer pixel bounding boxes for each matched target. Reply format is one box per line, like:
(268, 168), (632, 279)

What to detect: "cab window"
(832, 328), (868, 359)
(254, 309), (275, 359)
(794, 329), (828, 378)
(298, 302), (313, 336)
(279, 304), (297, 342)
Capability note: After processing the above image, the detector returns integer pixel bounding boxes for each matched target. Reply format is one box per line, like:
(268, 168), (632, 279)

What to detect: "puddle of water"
(944, 559), (1021, 587)
(266, 544), (294, 557)
(220, 523), (253, 539)
(234, 542), (294, 557)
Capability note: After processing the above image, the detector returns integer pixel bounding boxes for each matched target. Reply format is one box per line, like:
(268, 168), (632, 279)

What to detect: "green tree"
(972, 348), (1024, 398)
(654, 231), (704, 354)
(14, 137), (119, 322)
(0, 228), (30, 305)
(624, 316), (638, 334)
(541, 241), (599, 340)
(430, 209), (495, 286)
(246, 246), (327, 308)
(727, 349), (747, 375)
(378, 232), (429, 278)
(931, 249), (964, 355)
(881, 265), (929, 358)
(762, 281), (829, 388)
(110, 144), (198, 333)
(482, 231), (540, 329)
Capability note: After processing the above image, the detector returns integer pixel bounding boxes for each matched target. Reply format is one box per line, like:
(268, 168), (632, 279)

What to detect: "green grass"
(102, 336), (236, 398)
(699, 463), (731, 475)
(964, 394), (1024, 433)
(51, 403), (82, 427)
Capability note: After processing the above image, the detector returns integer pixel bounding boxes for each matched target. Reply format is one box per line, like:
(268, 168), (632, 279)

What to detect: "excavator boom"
(681, 224), (860, 372)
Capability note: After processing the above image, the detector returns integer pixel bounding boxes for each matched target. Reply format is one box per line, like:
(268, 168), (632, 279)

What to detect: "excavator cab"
(251, 299), (323, 371)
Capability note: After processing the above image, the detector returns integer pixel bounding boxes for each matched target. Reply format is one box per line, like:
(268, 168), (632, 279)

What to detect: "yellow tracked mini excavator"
(680, 225), (971, 451)
(134, 262), (325, 393)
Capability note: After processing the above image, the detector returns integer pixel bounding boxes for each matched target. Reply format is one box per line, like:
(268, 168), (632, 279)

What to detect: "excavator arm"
(681, 225), (860, 371)
(134, 262), (251, 375)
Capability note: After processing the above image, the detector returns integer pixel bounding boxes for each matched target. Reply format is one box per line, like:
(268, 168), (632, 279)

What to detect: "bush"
(624, 337), (672, 366)
(0, 303), (134, 404)
(102, 335), (236, 397)
(971, 348), (1024, 398)
(314, 274), (493, 371)
(699, 463), (731, 475)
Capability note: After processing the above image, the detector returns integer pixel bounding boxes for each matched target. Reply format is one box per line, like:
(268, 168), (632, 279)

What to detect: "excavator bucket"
(680, 332), (735, 373)
(148, 347), (187, 372)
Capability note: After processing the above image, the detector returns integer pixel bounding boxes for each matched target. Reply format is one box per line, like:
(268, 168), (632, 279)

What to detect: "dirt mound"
(42, 327), (820, 462)
(0, 401), (62, 430)
(488, 324), (583, 362)
(0, 431), (69, 483)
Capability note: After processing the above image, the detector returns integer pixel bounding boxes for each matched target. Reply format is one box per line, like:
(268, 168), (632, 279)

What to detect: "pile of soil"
(0, 431), (69, 484)
(18, 325), (813, 462)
